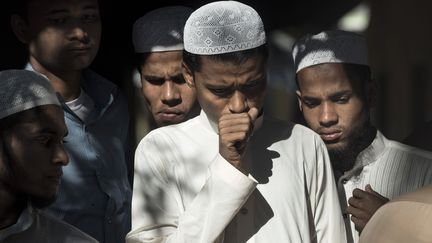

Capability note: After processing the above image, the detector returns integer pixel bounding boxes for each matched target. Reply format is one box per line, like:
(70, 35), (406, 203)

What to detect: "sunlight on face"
(297, 63), (369, 153)
(1, 106), (68, 205)
(140, 51), (198, 127)
(24, 0), (101, 71)
(188, 56), (267, 125)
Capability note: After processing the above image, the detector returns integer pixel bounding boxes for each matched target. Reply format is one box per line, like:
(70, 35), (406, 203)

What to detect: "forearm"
(129, 154), (257, 243)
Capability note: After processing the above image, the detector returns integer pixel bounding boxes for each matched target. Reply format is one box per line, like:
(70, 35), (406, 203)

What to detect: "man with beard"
(293, 30), (432, 243)
(0, 70), (97, 242)
(10, 0), (132, 242)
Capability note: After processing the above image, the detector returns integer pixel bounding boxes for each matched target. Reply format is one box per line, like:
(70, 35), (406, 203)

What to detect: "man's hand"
(347, 184), (389, 233)
(218, 107), (259, 173)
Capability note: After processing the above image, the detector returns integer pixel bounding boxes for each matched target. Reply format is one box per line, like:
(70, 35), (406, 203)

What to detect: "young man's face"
(140, 51), (198, 127)
(17, 0), (101, 71)
(0, 105), (69, 206)
(183, 55), (267, 124)
(296, 63), (370, 155)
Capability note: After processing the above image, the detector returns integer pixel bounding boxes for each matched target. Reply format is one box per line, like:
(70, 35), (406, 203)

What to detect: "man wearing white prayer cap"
(132, 6), (200, 128)
(0, 70), (97, 242)
(293, 29), (432, 243)
(128, 2), (346, 243)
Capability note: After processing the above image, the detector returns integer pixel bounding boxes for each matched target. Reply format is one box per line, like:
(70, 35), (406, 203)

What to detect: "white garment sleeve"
(128, 135), (257, 243)
(307, 136), (347, 243)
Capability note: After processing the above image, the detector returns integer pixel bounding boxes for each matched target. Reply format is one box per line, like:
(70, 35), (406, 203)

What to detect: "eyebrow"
(44, 5), (98, 15)
(33, 127), (67, 137)
(144, 73), (183, 80)
(329, 90), (351, 99)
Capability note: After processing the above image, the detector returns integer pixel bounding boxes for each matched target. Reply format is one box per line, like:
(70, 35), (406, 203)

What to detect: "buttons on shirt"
(240, 207), (248, 215)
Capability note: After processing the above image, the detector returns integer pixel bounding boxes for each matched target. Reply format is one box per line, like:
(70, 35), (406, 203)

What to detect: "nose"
(161, 81), (181, 106)
(52, 143), (69, 166)
(68, 25), (90, 44)
(228, 91), (248, 113)
(319, 102), (338, 127)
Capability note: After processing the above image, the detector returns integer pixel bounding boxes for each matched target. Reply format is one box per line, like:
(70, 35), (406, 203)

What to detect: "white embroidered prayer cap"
(184, 0), (266, 55)
(132, 6), (193, 53)
(0, 70), (60, 120)
(292, 30), (368, 73)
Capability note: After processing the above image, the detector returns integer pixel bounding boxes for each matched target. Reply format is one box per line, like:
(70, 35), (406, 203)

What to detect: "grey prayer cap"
(292, 30), (368, 73)
(0, 70), (60, 120)
(184, 1), (266, 55)
(132, 6), (193, 53)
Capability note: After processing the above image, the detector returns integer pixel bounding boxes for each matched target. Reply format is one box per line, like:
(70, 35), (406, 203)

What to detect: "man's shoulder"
(139, 116), (203, 145)
(28, 209), (99, 242)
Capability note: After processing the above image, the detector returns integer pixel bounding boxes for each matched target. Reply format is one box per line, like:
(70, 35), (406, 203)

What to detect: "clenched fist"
(218, 107), (259, 174)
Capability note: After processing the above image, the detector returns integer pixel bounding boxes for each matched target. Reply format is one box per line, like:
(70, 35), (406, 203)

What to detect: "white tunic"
(128, 111), (346, 243)
(338, 131), (432, 243)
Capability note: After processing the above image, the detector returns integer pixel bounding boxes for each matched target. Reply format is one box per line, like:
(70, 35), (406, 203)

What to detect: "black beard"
(329, 123), (376, 175)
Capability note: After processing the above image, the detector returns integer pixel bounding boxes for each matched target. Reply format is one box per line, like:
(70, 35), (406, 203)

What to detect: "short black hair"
(183, 44), (269, 73)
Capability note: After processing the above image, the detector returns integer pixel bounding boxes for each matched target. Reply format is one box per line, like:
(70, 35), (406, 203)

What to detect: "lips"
(158, 109), (184, 120)
(319, 130), (342, 143)
(46, 171), (63, 184)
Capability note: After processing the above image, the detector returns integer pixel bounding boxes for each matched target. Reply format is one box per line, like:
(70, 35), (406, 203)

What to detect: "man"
(359, 185), (432, 243)
(293, 29), (432, 243)
(128, 2), (346, 243)
(132, 6), (200, 129)
(0, 70), (97, 242)
(10, 1), (132, 242)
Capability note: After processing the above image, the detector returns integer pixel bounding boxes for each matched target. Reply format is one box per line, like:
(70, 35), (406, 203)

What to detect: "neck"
(29, 57), (82, 102)
(0, 186), (26, 230)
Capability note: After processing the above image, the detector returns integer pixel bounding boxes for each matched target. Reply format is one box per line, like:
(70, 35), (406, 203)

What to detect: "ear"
(10, 14), (30, 44)
(296, 90), (303, 112)
(182, 62), (195, 88)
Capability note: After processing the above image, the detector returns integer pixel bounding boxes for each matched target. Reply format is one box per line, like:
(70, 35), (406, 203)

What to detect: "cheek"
(196, 91), (225, 122)
(142, 85), (161, 110)
(179, 86), (197, 107)
(340, 102), (366, 127)
(302, 108), (320, 128)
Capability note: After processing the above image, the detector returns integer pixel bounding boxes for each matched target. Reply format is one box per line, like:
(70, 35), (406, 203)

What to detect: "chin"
(30, 193), (58, 208)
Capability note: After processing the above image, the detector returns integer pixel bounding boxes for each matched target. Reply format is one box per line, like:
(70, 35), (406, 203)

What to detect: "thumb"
(365, 184), (375, 193)
(248, 107), (260, 122)
(365, 184), (384, 197)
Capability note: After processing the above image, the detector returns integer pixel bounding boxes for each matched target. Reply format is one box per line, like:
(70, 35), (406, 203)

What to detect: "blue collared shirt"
(26, 65), (132, 243)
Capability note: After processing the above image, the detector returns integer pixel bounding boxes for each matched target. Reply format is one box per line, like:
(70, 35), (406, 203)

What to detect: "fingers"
(218, 111), (256, 170)
(352, 188), (368, 199)
(248, 107), (259, 122)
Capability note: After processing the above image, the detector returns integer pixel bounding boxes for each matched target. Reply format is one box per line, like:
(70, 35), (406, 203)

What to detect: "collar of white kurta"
(198, 109), (264, 135)
(0, 203), (34, 241)
(341, 130), (386, 180)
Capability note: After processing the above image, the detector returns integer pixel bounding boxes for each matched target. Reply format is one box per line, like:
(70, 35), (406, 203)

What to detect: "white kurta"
(128, 111), (346, 243)
(338, 131), (432, 243)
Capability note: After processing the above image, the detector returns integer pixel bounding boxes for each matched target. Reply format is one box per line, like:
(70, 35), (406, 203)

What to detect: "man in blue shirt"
(10, 0), (132, 242)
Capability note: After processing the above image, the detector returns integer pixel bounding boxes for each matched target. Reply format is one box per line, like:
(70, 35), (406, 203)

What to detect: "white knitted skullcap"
(184, 1), (266, 55)
(0, 70), (60, 120)
(292, 30), (368, 73)
(132, 6), (193, 53)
